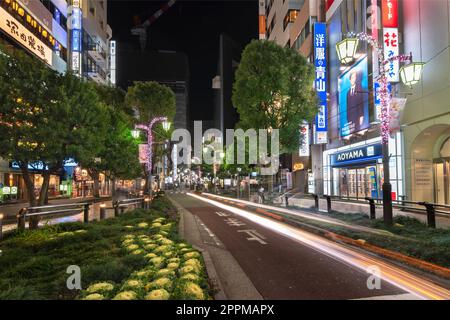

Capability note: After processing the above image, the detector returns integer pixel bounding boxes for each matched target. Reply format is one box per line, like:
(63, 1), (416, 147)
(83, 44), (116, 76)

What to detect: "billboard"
(338, 56), (370, 137)
(0, 7), (52, 66)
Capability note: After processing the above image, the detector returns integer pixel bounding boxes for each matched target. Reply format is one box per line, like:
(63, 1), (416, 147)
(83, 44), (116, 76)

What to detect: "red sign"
(326, 0), (335, 11)
(382, 0), (398, 27)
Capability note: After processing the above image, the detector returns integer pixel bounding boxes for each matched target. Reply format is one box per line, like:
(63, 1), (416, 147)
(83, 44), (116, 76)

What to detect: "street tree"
(232, 40), (318, 154)
(125, 81), (177, 193)
(0, 46), (106, 227)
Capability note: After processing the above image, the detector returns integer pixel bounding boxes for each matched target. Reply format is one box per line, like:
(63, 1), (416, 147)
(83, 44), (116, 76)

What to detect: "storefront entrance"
(333, 164), (381, 200)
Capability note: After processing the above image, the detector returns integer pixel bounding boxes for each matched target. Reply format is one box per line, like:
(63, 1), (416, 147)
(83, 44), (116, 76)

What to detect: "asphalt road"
(172, 193), (407, 300)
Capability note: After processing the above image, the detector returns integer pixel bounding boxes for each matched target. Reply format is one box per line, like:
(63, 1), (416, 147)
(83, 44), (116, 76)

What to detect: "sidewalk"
(285, 195), (450, 229)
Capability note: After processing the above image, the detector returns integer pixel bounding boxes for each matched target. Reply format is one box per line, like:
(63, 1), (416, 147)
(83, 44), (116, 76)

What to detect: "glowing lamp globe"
(335, 38), (359, 64)
(400, 62), (425, 86)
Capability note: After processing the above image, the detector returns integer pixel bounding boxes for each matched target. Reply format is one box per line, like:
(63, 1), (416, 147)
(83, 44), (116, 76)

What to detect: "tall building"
(116, 44), (189, 131)
(314, 0), (450, 206)
(212, 34), (241, 134)
(400, 0), (450, 204)
(67, 0), (112, 84)
(266, 0), (303, 47)
(0, 0), (69, 72)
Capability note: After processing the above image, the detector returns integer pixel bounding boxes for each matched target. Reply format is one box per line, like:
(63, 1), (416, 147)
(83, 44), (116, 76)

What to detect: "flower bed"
(80, 216), (211, 300)
(0, 196), (211, 300)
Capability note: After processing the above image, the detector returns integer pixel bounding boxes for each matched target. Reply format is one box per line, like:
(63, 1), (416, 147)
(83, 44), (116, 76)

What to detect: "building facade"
(310, 0), (450, 206)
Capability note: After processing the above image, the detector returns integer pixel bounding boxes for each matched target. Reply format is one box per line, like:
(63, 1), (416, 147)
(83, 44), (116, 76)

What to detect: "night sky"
(107, 0), (258, 121)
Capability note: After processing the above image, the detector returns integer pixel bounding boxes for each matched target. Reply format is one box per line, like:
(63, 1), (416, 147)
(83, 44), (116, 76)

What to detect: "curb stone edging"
(167, 195), (228, 300)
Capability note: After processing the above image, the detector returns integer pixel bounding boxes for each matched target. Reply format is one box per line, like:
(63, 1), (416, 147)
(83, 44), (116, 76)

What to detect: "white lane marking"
(197, 219), (222, 247)
(215, 211), (229, 217)
(237, 229), (267, 245)
(224, 217), (247, 227)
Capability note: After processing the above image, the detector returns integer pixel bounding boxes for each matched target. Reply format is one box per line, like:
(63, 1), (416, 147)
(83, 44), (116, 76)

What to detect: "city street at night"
(0, 0), (449, 313)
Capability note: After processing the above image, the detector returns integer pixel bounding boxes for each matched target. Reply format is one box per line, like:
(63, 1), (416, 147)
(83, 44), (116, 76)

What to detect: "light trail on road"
(202, 193), (394, 237)
(187, 192), (450, 300)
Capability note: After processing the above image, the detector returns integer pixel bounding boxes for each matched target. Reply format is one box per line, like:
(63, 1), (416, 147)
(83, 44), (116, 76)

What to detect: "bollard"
(312, 194), (319, 211)
(83, 204), (90, 223)
(100, 203), (106, 220)
(0, 213), (3, 240)
(325, 195), (332, 213)
(17, 208), (26, 231)
(144, 197), (151, 210)
(114, 201), (119, 217)
(366, 197), (376, 219)
(419, 202), (436, 228)
(285, 196), (289, 207)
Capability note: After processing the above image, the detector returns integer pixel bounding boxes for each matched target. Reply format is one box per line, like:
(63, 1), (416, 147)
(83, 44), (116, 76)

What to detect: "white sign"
(0, 7), (52, 65)
(383, 27), (399, 82)
(308, 173), (315, 194)
(299, 122), (310, 157)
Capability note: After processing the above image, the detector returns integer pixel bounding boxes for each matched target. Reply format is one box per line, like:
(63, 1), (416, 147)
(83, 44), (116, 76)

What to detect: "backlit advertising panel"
(338, 56), (370, 137)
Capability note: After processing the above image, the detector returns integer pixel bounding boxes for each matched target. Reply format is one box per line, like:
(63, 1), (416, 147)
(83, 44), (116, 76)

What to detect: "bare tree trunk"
(89, 169), (101, 198)
(111, 176), (117, 201)
(20, 164), (37, 207)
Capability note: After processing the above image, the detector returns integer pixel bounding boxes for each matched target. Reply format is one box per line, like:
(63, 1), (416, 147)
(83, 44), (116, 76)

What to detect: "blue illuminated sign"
(330, 144), (382, 167)
(71, 29), (81, 52)
(314, 22), (327, 136)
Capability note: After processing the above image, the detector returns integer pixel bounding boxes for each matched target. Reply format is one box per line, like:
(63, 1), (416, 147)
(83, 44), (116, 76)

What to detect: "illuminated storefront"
(315, 0), (405, 201)
(323, 134), (403, 201)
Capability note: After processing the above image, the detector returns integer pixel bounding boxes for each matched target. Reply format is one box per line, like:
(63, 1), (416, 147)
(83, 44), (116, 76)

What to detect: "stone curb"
(167, 195), (228, 300)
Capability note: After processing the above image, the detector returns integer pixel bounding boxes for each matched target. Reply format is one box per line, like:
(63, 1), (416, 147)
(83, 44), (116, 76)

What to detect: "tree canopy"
(125, 81), (176, 125)
(232, 40), (318, 153)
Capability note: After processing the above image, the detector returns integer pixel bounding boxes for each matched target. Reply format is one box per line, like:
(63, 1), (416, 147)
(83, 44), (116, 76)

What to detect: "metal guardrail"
(295, 193), (450, 228)
(0, 197), (153, 237)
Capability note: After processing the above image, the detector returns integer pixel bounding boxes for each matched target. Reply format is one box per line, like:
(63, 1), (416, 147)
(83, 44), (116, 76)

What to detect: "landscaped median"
(0, 196), (212, 300)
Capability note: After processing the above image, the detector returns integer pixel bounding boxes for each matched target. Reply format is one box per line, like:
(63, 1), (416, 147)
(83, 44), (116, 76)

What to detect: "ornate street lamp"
(131, 129), (140, 139)
(400, 62), (425, 87)
(335, 32), (425, 225)
(135, 116), (168, 196)
(162, 120), (171, 131)
(335, 38), (359, 64)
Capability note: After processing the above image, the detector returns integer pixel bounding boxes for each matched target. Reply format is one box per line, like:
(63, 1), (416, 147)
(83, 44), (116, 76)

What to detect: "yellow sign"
(0, 6), (52, 65)
(293, 163), (304, 171)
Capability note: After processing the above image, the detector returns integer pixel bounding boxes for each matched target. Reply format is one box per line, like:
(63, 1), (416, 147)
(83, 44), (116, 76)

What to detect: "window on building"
(89, 2), (95, 16)
(283, 9), (299, 31)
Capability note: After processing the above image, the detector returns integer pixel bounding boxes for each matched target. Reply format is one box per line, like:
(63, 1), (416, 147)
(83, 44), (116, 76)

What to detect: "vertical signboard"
(68, 0), (82, 75)
(314, 22), (327, 144)
(299, 121), (310, 157)
(383, 28), (399, 82)
(382, 0), (399, 82)
(382, 0), (398, 28)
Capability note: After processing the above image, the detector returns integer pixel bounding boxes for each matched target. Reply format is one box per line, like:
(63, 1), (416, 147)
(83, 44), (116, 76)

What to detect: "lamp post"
(336, 32), (424, 225)
(134, 117), (170, 197)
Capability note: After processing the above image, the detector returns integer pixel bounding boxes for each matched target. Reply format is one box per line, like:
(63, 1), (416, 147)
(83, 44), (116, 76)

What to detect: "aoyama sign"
(0, 6), (52, 65)
(330, 144), (382, 166)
